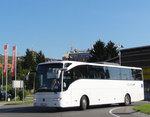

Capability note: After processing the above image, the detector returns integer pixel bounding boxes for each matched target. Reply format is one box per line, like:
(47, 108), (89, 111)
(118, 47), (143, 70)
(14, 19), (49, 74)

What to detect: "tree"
(36, 51), (45, 64)
(17, 57), (24, 80)
(89, 40), (106, 62)
(21, 49), (45, 90)
(22, 49), (37, 70)
(106, 41), (118, 60)
(89, 40), (118, 62)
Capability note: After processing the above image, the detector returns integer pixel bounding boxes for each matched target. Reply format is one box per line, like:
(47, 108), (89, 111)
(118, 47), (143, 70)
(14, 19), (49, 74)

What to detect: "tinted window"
(35, 63), (63, 92)
(64, 63), (72, 67)
(105, 67), (110, 79)
(106, 67), (121, 80)
(63, 65), (143, 90)
(88, 66), (105, 79)
(128, 69), (134, 80)
(63, 65), (88, 90)
(121, 68), (128, 80)
(131, 69), (142, 80)
(120, 68), (142, 80)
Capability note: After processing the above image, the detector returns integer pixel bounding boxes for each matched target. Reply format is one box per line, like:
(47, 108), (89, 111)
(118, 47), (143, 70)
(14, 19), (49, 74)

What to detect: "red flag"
(12, 46), (16, 77)
(4, 45), (8, 78)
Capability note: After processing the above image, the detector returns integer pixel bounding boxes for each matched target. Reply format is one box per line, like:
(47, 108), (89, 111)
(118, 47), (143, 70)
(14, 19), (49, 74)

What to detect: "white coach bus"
(31, 61), (144, 110)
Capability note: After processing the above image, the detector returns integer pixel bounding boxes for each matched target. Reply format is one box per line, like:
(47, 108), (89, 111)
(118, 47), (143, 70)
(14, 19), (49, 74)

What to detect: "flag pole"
(15, 46), (17, 102)
(12, 46), (17, 101)
(6, 44), (8, 102)
(15, 46), (17, 82)
(4, 44), (8, 101)
(1, 54), (3, 90)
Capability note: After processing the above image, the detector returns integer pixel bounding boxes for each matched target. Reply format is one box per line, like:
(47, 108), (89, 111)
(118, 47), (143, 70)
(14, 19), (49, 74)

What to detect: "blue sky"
(0, 0), (150, 59)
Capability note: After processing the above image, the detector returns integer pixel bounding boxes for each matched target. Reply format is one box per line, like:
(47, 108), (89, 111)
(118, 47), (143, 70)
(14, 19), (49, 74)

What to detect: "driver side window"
(63, 65), (87, 91)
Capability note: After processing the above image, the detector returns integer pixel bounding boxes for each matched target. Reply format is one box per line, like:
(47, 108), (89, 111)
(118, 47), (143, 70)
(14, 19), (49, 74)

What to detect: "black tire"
(80, 96), (88, 110)
(124, 94), (131, 106)
(55, 107), (63, 111)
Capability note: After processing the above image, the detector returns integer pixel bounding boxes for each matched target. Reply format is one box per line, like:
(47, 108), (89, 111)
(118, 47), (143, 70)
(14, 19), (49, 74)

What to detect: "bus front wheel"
(80, 96), (88, 110)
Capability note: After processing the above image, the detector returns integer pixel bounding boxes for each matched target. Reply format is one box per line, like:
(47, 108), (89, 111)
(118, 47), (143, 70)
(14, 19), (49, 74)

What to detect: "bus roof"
(38, 61), (142, 70)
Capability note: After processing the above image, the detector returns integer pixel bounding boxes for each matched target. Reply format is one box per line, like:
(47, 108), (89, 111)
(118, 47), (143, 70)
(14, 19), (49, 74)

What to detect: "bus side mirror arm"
(61, 68), (67, 71)
(26, 70), (36, 80)
(26, 72), (30, 80)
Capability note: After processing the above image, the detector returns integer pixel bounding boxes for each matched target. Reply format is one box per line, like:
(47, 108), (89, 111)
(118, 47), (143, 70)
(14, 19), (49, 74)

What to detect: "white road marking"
(109, 107), (122, 117)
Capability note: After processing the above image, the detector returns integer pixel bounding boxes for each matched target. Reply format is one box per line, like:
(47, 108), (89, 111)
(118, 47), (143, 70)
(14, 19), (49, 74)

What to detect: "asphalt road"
(0, 101), (150, 117)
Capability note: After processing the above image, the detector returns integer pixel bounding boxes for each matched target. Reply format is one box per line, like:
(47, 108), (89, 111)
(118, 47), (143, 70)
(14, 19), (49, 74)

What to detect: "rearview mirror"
(26, 71), (36, 80)
(61, 68), (67, 71)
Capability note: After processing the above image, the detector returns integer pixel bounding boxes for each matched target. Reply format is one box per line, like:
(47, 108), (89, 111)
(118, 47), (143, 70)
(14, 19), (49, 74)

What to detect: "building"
(107, 45), (150, 100)
(62, 49), (91, 62)
(121, 46), (150, 100)
(45, 58), (61, 62)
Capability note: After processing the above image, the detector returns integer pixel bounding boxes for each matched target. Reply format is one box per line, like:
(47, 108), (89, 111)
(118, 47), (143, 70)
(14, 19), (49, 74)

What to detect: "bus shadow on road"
(0, 103), (133, 113)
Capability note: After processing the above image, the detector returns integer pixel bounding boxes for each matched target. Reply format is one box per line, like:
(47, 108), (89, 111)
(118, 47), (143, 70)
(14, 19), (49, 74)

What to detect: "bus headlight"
(53, 97), (62, 101)
(33, 98), (37, 101)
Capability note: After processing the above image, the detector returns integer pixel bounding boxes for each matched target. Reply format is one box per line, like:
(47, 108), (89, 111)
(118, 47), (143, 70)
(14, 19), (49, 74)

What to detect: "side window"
(63, 66), (84, 91)
(88, 66), (99, 79)
(105, 67), (110, 79)
(88, 66), (105, 79)
(135, 70), (142, 80)
(64, 65), (88, 82)
(106, 67), (121, 80)
(131, 69), (142, 80)
(72, 68), (82, 81)
(128, 69), (134, 80)
(64, 63), (72, 67)
(99, 66), (105, 79)
(78, 65), (88, 79)
(121, 68), (128, 80)
(63, 70), (73, 90)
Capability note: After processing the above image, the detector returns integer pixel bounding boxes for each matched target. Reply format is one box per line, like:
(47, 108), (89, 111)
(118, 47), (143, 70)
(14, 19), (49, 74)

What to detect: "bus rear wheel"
(124, 94), (131, 106)
(80, 96), (88, 110)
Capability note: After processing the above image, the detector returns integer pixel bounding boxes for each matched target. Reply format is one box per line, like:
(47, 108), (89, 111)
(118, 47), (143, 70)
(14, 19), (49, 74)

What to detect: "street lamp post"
(119, 49), (121, 65)
(117, 44), (123, 65)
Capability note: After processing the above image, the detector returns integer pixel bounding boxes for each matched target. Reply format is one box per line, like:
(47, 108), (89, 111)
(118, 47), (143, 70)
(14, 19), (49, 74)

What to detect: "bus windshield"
(35, 63), (63, 92)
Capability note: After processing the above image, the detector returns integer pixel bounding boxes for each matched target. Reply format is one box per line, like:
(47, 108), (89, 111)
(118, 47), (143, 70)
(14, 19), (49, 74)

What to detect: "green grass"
(134, 104), (150, 114)
(0, 101), (6, 102)
(26, 95), (33, 97)
(7, 100), (33, 105)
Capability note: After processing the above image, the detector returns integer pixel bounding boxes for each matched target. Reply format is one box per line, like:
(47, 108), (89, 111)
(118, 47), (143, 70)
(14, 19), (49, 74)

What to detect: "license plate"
(41, 103), (47, 107)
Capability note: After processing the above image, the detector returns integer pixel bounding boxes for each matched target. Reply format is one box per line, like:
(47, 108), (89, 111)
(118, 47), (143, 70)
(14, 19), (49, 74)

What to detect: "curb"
(0, 102), (8, 107)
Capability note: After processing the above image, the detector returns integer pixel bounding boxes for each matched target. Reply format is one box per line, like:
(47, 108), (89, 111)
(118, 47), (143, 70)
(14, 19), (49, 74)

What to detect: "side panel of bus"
(67, 79), (144, 107)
